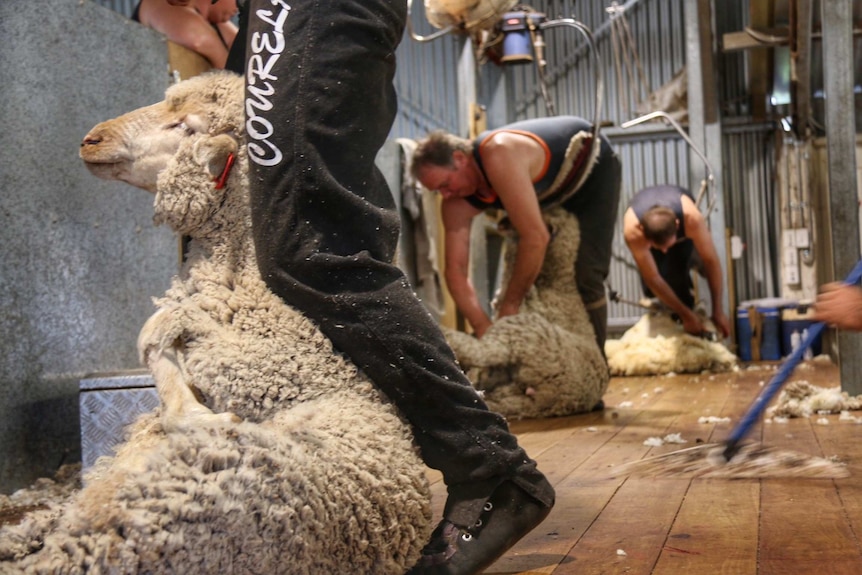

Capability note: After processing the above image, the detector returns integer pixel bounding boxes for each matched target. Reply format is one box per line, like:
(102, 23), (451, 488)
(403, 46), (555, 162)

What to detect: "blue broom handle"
(724, 258), (862, 452)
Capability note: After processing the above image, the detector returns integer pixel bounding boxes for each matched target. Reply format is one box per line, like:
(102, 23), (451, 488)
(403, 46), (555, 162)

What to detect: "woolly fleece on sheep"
(0, 71), (431, 574)
(445, 208), (608, 419)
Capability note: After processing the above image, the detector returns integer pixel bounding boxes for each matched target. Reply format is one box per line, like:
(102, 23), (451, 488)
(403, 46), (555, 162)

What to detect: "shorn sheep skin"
(0, 71), (431, 574)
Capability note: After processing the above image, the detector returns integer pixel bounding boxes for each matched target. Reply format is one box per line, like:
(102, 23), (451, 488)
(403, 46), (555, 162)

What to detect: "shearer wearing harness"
(412, 115), (622, 353)
(623, 184), (731, 338)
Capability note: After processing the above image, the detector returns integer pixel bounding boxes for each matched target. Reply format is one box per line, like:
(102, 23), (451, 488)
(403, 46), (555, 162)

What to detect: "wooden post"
(821, 0), (862, 395)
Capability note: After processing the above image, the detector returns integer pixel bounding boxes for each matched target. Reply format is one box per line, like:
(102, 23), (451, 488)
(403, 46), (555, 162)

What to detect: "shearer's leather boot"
(406, 481), (553, 575)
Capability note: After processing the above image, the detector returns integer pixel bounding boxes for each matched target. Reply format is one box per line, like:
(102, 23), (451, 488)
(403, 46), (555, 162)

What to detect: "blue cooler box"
(736, 298), (796, 361)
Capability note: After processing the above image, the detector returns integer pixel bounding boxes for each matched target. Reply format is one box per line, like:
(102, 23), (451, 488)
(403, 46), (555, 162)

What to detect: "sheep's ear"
(153, 135), (234, 235)
(193, 134), (239, 178)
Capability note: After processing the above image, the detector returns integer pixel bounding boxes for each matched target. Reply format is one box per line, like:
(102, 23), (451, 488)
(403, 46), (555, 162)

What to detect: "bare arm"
(682, 197), (730, 337)
(442, 199), (492, 337)
(139, 0), (231, 68)
(623, 208), (705, 335)
(479, 134), (550, 319)
(215, 20), (239, 51)
(813, 283), (862, 331)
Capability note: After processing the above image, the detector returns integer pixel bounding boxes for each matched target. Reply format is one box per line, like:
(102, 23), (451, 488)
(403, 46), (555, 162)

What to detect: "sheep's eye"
(166, 121), (195, 135)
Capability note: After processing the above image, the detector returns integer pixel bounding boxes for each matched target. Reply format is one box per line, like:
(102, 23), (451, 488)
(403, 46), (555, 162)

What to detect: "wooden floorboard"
(655, 479), (760, 575)
(425, 358), (862, 574)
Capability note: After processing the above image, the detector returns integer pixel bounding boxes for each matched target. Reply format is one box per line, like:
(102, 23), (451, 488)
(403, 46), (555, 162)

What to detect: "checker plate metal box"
(79, 371), (158, 471)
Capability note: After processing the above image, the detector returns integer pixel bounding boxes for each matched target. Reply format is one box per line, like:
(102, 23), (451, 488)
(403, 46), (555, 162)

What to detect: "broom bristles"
(610, 442), (850, 479)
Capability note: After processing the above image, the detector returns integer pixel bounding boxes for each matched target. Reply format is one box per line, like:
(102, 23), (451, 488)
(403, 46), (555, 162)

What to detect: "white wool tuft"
(663, 433), (687, 444)
(767, 380), (862, 419)
(698, 415), (731, 424)
(839, 411), (862, 423)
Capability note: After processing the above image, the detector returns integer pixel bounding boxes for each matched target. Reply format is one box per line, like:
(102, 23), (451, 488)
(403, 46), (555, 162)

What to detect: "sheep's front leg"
(444, 327), (512, 369)
(139, 307), (240, 431)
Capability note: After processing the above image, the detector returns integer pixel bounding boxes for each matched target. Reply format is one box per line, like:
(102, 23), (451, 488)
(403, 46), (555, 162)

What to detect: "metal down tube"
(537, 18), (603, 208)
(406, 0), (455, 42)
(621, 111), (717, 217)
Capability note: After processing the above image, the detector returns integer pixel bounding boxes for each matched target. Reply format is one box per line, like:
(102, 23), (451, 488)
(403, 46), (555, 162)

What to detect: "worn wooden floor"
(425, 358), (862, 575)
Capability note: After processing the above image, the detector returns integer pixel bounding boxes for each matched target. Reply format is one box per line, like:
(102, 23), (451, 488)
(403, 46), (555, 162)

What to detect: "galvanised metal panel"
(79, 372), (158, 472)
(90, 0), (137, 18)
(498, 0), (693, 328)
(496, 0), (781, 329)
(722, 123), (780, 304)
(0, 0), (175, 492)
(504, 0), (687, 127)
(393, 6), (464, 138)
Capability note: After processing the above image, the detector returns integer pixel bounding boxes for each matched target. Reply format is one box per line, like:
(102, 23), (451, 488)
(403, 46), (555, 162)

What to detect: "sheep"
(444, 208), (609, 419)
(605, 308), (737, 376)
(0, 71), (431, 574)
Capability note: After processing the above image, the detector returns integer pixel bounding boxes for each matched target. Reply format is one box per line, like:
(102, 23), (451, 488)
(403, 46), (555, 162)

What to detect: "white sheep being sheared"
(0, 71), (431, 574)
(444, 209), (609, 419)
(605, 308), (737, 376)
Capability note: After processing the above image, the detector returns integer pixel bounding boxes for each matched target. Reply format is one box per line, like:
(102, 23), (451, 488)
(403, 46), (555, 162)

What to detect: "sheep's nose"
(81, 133), (103, 148)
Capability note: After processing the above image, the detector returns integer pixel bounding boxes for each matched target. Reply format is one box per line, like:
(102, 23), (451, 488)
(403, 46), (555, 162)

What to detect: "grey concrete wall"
(0, 0), (177, 492)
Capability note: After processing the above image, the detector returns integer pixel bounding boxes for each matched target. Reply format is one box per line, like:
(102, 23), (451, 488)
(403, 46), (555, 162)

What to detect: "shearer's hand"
(813, 283), (862, 331)
(711, 310), (731, 338)
(680, 310), (705, 336)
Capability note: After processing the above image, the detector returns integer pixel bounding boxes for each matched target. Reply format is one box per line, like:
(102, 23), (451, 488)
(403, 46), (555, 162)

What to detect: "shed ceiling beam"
(722, 27), (788, 52)
(723, 26), (860, 53)
(747, 0), (775, 121)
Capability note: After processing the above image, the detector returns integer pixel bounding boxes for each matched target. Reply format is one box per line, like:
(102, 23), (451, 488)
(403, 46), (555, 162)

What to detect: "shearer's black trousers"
(227, 0), (554, 527)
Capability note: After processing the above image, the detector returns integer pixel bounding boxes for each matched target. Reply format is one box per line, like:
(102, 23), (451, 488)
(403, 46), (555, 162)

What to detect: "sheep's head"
(79, 71), (244, 193)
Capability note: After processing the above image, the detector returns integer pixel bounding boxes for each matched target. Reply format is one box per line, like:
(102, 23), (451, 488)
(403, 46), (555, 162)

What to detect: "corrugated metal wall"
(499, 0), (699, 327)
(482, 0), (778, 327)
(506, 0), (687, 124)
(392, 7), (464, 138)
(723, 122), (780, 301)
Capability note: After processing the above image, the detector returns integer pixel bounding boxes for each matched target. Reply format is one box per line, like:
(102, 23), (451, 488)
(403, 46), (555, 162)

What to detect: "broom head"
(611, 442), (850, 479)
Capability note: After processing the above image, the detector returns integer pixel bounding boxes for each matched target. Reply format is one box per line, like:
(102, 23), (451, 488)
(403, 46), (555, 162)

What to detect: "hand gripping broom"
(615, 259), (862, 479)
